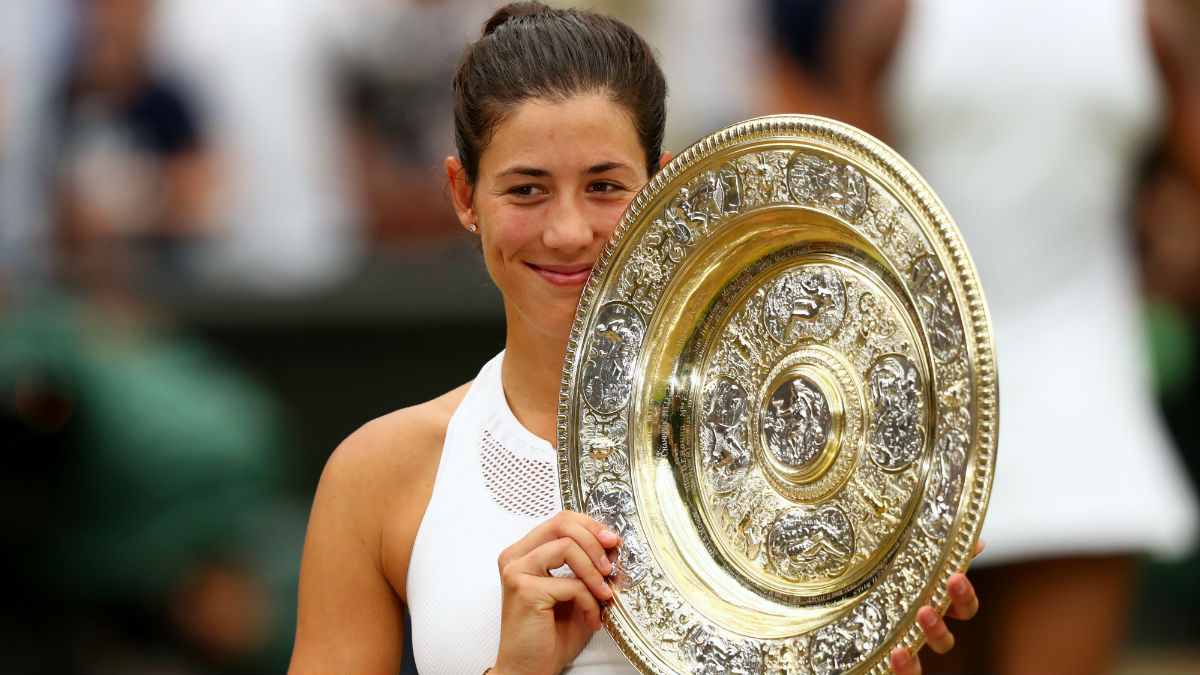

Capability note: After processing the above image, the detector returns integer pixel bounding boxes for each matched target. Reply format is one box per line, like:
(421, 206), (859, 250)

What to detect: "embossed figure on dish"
(866, 354), (925, 471)
(683, 624), (764, 675)
(732, 150), (794, 208)
(909, 255), (965, 363)
(585, 480), (650, 586)
(665, 165), (741, 243)
(788, 152), (871, 223)
(762, 266), (846, 344)
(767, 505), (855, 582)
(808, 600), (889, 675)
(579, 412), (630, 487)
(762, 375), (833, 470)
(699, 377), (753, 493)
(581, 302), (645, 414)
(919, 428), (968, 538)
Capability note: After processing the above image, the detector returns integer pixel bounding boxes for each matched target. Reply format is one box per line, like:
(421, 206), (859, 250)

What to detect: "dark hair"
(452, 1), (667, 182)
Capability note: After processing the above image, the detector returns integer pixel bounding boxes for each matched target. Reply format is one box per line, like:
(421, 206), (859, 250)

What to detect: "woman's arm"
(1148, 0), (1200, 192)
(289, 394), (462, 674)
(289, 421), (407, 674)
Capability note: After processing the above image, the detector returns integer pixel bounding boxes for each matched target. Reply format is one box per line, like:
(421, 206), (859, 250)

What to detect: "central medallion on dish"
(763, 375), (830, 471)
(688, 256), (931, 600)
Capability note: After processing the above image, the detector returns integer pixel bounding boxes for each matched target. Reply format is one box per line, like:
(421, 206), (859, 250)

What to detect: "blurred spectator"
(764, 0), (1200, 672)
(54, 0), (217, 291)
(153, 0), (362, 294)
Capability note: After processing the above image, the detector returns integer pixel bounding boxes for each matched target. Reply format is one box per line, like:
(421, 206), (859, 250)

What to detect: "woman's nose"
(542, 195), (596, 252)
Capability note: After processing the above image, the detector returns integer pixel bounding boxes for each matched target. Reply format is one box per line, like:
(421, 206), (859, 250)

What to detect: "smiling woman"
(287, 4), (977, 675)
(448, 96), (662, 363)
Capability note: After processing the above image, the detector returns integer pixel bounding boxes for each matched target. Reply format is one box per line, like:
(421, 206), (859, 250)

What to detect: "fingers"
(522, 537), (612, 601)
(916, 605), (955, 654)
(537, 577), (603, 631)
(505, 573), (602, 631)
(974, 538), (986, 558)
(898, 562), (980, 669)
(498, 511), (623, 612)
(499, 511), (619, 577)
(945, 573), (979, 620)
(890, 647), (922, 675)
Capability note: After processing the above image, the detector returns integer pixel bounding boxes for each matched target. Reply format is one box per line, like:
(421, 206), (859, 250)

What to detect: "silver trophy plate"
(557, 115), (998, 675)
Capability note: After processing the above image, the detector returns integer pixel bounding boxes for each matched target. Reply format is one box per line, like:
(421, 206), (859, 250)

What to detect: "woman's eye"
(510, 185), (540, 197)
(591, 181), (624, 194)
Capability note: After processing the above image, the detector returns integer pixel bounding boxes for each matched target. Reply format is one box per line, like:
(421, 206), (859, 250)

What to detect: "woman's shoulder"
(304, 381), (475, 599)
(323, 381), (474, 495)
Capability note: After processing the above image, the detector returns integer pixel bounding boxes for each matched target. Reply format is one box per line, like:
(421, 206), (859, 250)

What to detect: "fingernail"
(892, 648), (911, 669)
(950, 577), (967, 595)
(601, 557), (613, 574)
(919, 610), (937, 629)
(599, 529), (619, 545)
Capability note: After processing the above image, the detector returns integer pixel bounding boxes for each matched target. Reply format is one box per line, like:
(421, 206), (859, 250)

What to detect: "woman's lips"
(528, 262), (594, 286)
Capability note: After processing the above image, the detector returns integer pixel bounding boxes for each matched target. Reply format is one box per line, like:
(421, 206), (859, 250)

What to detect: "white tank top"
(883, 0), (1197, 562)
(406, 352), (636, 674)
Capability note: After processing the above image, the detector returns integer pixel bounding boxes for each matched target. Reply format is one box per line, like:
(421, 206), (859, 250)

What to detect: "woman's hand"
(492, 511), (621, 675)
(890, 539), (985, 675)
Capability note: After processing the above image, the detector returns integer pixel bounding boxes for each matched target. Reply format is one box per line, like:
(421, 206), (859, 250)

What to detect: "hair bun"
(482, 1), (551, 36)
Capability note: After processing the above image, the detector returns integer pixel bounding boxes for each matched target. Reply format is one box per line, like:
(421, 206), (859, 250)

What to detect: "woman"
(289, 4), (979, 674)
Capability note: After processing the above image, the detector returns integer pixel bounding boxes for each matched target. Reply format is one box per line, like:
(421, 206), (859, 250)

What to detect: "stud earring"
(468, 222), (478, 233)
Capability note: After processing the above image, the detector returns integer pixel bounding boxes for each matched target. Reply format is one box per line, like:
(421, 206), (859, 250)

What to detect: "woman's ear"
(445, 156), (476, 232)
(658, 151), (673, 172)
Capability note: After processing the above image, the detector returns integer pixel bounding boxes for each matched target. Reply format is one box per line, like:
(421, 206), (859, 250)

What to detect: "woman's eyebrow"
(495, 162), (632, 179)
(587, 161), (631, 174)
(495, 166), (549, 178)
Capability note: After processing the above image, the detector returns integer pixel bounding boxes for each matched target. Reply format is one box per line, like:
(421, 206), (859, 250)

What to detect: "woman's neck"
(500, 321), (570, 444)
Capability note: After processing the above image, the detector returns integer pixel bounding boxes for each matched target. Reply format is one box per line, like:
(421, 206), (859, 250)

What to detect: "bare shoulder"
(309, 381), (473, 594)
(325, 382), (472, 488)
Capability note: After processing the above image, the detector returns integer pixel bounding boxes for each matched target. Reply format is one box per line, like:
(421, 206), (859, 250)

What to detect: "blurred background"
(1, 0), (1198, 672)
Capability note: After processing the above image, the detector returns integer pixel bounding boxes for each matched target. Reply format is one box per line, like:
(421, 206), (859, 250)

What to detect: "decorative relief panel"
(763, 266), (847, 344)
(581, 302), (645, 414)
(866, 355), (925, 471)
(809, 601), (889, 675)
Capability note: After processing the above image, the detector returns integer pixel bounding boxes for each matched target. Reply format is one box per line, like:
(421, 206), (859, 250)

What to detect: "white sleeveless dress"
(406, 352), (637, 674)
(882, 0), (1198, 564)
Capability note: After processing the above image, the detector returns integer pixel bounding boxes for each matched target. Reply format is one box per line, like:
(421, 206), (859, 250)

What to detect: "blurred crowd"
(1, 0), (1199, 673)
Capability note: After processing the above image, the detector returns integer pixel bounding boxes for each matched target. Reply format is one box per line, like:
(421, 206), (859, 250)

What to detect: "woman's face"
(448, 95), (665, 342)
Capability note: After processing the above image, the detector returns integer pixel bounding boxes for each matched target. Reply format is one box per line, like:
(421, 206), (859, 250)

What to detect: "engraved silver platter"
(557, 115), (998, 675)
